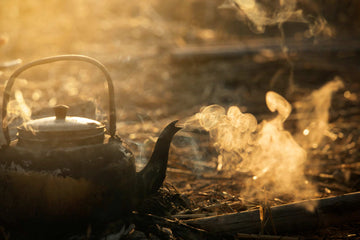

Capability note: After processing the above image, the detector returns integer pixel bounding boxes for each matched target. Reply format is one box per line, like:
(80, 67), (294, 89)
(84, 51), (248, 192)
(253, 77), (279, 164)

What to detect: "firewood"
(170, 38), (360, 62)
(172, 213), (217, 219)
(184, 191), (360, 234)
(237, 233), (302, 240)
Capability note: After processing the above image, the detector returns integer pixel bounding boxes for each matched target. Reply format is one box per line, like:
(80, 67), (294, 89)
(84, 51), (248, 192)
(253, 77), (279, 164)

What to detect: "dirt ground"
(1, 0), (360, 239)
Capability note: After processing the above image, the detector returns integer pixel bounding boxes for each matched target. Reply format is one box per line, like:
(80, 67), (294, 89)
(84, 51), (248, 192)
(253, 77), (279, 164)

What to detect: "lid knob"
(54, 105), (69, 120)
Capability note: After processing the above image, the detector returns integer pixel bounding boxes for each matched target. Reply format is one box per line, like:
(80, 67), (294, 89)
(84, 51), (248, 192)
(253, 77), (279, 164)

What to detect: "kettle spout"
(136, 120), (181, 197)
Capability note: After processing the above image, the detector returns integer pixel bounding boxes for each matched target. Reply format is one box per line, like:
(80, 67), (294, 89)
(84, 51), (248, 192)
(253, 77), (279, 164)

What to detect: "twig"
(237, 233), (302, 240)
(330, 162), (360, 170)
(171, 38), (360, 62)
(167, 167), (195, 175)
(171, 213), (217, 219)
(191, 201), (242, 212)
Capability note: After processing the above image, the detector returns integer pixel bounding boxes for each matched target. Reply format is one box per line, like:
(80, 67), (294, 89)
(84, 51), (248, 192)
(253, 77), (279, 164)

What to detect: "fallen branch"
(237, 233), (302, 240)
(172, 213), (217, 219)
(171, 38), (360, 62)
(184, 191), (360, 234)
(132, 213), (217, 240)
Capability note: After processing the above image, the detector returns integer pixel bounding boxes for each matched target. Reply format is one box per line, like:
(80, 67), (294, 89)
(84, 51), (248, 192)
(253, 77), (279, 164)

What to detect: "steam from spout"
(184, 105), (257, 172)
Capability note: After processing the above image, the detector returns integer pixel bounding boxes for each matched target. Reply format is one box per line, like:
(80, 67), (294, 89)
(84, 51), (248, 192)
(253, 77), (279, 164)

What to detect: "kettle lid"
(17, 105), (105, 148)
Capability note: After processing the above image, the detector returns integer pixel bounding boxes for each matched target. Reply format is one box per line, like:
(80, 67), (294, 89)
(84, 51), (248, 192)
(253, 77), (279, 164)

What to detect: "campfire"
(0, 0), (360, 239)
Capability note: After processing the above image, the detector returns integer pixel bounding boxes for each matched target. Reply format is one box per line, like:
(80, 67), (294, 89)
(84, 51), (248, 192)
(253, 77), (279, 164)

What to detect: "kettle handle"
(1, 54), (116, 146)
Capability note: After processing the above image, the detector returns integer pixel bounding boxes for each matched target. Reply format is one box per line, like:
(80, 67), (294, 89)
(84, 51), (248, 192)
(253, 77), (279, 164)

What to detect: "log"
(236, 233), (301, 240)
(184, 192), (360, 234)
(170, 38), (360, 62)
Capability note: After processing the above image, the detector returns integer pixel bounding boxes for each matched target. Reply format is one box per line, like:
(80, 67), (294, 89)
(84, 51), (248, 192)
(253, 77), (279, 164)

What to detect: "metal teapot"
(0, 55), (181, 226)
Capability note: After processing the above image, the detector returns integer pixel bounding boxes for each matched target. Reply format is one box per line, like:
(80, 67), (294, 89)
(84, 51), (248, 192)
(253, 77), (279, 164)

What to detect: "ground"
(0, 0), (360, 239)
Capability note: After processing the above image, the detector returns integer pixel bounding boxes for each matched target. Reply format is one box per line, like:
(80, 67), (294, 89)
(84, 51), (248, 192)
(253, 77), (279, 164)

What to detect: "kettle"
(0, 55), (181, 226)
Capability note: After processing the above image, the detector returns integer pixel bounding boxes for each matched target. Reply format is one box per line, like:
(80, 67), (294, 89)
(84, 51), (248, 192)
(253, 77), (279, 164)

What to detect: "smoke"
(183, 104), (257, 172)
(295, 77), (344, 149)
(241, 91), (313, 201)
(220, 0), (334, 38)
(181, 77), (345, 204)
(6, 90), (32, 125)
(221, 0), (302, 33)
(181, 82), (351, 204)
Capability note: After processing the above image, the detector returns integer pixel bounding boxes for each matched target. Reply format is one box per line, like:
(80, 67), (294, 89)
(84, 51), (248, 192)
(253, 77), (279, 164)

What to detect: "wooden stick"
(184, 191), (360, 234)
(171, 38), (360, 62)
(237, 233), (302, 240)
(172, 213), (217, 219)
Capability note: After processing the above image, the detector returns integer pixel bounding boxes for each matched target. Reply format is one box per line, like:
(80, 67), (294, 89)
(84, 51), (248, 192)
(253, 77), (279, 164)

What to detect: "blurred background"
(1, 0), (359, 123)
(1, 0), (360, 237)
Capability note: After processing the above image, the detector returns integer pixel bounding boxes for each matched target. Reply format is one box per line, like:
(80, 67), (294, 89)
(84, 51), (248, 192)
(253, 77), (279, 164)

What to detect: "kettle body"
(0, 55), (181, 227)
(0, 136), (137, 223)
